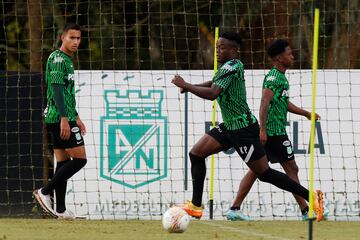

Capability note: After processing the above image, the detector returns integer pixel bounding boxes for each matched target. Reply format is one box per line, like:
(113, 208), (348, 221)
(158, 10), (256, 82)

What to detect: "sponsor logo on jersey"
(221, 63), (234, 71)
(282, 90), (289, 97)
(53, 56), (64, 63)
(266, 76), (275, 82)
(68, 74), (75, 81)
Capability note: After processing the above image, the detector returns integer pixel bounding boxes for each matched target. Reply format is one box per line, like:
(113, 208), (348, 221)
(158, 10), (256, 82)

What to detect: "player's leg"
(268, 135), (309, 217)
(232, 124), (323, 221)
(179, 124), (230, 219)
(247, 156), (323, 221)
(35, 122), (87, 218)
(231, 170), (257, 209)
(41, 122), (86, 194)
(281, 159), (329, 220)
(281, 160), (308, 214)
(34, 149), (71, 217)
(49, 122), (87, 219)
(34, 123), (66, 217)
(231, 124), (309, 201)
(53, 150), (71, 214)
(227, 169), (256, 221)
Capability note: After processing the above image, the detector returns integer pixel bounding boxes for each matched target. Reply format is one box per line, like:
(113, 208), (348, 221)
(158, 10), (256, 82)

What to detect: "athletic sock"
(42, 158), (87, 196)
(189, 153), (206, 207)
(301, 206), (309, 215)
(230, 206), (241, 211)
(258, 168), (309, 201)
(54, 159), (71, 213)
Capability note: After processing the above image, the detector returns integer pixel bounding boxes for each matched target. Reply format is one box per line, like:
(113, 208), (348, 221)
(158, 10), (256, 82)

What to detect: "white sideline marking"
(200, 221), (292, 240)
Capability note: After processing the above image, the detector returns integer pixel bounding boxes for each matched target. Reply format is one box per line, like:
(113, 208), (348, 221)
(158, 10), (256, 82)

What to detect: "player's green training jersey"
(212, 59), (257, 131)
(263, 68), (289, 136)
(44, 50), (77, 123)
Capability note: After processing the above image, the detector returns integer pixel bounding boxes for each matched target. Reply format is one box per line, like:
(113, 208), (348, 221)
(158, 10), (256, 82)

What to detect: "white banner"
(63, 70), (360, 220)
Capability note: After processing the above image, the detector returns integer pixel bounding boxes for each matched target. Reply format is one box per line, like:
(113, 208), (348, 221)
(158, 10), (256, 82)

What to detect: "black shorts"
(265, 135), (294, 164)
(207, 122), (266, 163)
(47, 121), (85, 149)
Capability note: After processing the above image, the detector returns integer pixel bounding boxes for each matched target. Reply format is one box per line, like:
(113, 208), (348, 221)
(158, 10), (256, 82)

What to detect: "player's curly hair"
(267, 39), (289, 58)
(219, 32), (242, 46)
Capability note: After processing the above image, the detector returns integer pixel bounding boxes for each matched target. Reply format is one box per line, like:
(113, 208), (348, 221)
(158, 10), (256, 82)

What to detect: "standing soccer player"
(33, 23), (87, 219)
(227, 39), (327, 221)
(171, 32), (324, 221)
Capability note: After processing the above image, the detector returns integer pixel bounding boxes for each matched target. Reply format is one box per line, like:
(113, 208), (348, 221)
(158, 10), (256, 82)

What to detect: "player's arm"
(180, 81), (212, 93)
(75, 111), (86, 135)
(52, 84), (71, 140)
(194, 81), (213, 87)
(49, 58), (71, 140)
(259, 88), (274, 144)
(172, 75), (222, 100)
(288, 101), (320, 120)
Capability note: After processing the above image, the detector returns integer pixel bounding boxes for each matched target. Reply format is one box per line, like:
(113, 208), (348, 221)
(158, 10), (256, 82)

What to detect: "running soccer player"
(171, 32), (324, 222)
(227, 39), (327, 221)
(33, 23), (87, 219)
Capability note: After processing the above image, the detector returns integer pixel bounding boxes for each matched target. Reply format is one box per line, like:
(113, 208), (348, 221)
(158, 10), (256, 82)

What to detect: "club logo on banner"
(100, 89), (168, 189)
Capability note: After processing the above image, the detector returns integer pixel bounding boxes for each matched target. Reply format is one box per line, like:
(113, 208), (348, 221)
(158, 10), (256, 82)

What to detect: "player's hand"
(76, 117), (86, 135)
(60, 117), (71, 140)
(259, 128), (267, 145)
(306, 112), (321, 121)
(180, 87), (188, 94)
(171, 75), (187, 90)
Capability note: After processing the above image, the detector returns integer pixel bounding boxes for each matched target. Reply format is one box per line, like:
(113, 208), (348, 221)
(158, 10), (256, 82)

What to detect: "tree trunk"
(28, 0), (42, 72)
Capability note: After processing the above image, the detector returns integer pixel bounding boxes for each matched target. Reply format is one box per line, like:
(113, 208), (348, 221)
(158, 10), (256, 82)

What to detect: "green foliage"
(1, 1), (359, 71)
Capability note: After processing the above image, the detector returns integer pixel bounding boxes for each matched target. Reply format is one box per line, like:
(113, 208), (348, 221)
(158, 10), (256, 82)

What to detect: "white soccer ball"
(162, 206), (190, 233)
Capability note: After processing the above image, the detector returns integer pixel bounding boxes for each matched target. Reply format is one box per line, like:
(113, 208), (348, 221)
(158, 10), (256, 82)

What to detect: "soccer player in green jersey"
(33, 23), (87, 219)
(227, 39), (327, 221)
(171, 33), (323, 221)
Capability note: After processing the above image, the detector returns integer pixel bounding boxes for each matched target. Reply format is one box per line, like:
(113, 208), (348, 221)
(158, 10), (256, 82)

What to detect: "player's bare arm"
(288, 101), (320, 120)
(259, 88), (274, 144)
(179, 81), (212, 93)
(60, 117), (71, 140)
(172, 75), (222, 100)
(76, 115), (86, 135)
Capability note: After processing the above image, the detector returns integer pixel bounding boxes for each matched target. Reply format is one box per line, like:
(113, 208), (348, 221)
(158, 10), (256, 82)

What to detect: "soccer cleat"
(312, 190), (324, 222)
(175, 200), (203, 219)
(226, 210), (252, 221)
(57, 209), (76, 220)
(33, 188), (57, 218)
(302, 208), (329, 221)
(323, 208), (329, 220)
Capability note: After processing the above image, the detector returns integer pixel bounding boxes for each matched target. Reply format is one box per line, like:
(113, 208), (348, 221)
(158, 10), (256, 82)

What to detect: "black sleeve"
(52, 84), (67, 117)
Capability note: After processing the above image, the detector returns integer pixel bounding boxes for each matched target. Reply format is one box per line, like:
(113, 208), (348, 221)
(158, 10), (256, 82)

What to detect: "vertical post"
(184, 92), (188, 190)
(308, 0), (320, 239)
(209, 27), (219, 220)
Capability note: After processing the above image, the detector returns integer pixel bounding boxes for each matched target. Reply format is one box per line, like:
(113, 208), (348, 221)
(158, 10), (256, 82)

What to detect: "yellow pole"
(209, 27), (219, 219)
(308, 3), (320, 221)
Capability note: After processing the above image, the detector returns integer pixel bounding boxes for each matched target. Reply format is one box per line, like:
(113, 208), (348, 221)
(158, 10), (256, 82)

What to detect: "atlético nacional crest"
(100, 90), (168, 189)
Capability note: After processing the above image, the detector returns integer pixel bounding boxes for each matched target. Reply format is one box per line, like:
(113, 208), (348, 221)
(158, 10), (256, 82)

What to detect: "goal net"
(1, 0), (359, 220)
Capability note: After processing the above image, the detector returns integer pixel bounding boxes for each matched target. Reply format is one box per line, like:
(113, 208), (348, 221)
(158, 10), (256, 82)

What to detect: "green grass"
(0, 219), (359, 240)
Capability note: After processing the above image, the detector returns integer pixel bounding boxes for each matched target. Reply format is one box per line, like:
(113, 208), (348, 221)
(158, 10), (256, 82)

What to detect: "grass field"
(1, 219), (359, 240)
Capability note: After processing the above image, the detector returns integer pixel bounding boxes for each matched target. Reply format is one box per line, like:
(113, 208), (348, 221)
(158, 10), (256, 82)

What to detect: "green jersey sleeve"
(49, 58), (66, 85)
(212, 61), (239, 90)
(263, 74), (278, 92)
